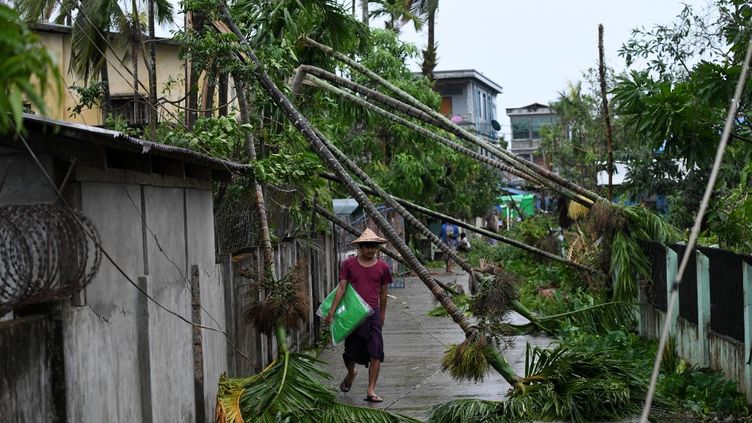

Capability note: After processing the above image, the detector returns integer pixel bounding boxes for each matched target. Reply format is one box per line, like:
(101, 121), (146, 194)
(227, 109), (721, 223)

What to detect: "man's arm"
(323, 279), (348, 325)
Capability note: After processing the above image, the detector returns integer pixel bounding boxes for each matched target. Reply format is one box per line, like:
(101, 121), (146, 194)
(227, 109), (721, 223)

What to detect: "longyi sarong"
(342, 311), (384, 367)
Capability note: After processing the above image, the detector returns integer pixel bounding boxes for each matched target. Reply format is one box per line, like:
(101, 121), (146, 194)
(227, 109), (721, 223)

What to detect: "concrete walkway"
(316, 270), (551, 421)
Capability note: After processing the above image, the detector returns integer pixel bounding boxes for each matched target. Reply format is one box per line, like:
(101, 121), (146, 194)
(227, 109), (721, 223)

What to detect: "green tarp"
(498, 194), (535, 219)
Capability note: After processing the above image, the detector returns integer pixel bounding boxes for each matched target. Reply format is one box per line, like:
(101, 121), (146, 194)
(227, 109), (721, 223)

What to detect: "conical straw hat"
(351, 228), (387, 244)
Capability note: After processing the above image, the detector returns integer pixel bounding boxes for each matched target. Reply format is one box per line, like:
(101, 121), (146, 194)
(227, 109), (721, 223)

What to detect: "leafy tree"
(613, 0), (752, 253)
(0, 4), (62, 133)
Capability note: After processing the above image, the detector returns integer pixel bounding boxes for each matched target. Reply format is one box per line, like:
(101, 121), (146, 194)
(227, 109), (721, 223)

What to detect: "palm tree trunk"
(131, 41), (139, 126)
(100, 65), (112, 120)
(218, 73), (228, 116)
(360, 0), (368, 25)
(313, 127), (475, 276)
(234, 77), (274, 277)
(313, 203), (461, 296)
(317, 172), (596, 274)
(215, 9), (525, 386)
(204, 70), (217, 117)
(304, 74), (589, 203)
(147, 0), (158, 140)
(421, 6), (436, 80)
(301, 37), (603, 205)
(598, 24), (614, 200)
(130, 0), (140, 127)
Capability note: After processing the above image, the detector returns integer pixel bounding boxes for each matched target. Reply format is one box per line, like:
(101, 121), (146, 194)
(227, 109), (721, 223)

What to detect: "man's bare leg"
(340, 361), (357, 392)
(366, 357), (382, 400)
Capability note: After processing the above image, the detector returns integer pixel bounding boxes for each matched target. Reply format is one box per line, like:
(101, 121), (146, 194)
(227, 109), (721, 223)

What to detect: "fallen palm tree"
(317, 172), (595, 274)
(291, 51), (678, 302)
(301, 36), (602, 206)
(210, 10), (675, 421)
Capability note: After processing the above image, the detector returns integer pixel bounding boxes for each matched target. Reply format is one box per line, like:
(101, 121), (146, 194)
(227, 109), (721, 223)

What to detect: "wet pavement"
(316, 269), (552, 421)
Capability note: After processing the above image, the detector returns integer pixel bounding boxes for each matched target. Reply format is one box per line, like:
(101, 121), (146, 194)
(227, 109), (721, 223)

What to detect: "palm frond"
(516, 343), (672, 422)
(427, 399), (507, 423)
(427, 293), (469, 317)
(610, 230), (650, 301)
(153, 0), (175, 25)
(625, 204), (680, 243)
(441, 335), (492, 383)
(431, 343), (675, 423)
(217, 353), (418, 423)
(538, 301), (636, 333)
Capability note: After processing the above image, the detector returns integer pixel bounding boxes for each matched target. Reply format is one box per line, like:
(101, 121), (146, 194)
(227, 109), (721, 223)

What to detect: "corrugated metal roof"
(19, 114), (249, 174)
(332, 198), (360, 216)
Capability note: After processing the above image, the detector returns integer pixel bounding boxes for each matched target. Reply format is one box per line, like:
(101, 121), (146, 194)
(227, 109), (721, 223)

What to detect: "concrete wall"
(64, 182), (144, 422)
(0, 315), (65, 422)
(639, 245), (752, 402)
(57, 180), (224, 423)
(1, 151), (338, 421)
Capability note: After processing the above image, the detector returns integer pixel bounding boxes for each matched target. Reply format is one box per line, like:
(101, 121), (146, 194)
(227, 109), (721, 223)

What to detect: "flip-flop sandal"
(339, 372), (356, 392)
(364, 395), (383, 403)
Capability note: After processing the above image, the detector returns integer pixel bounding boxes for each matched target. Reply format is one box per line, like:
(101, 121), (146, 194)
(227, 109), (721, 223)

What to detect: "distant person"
(485, 207), (499, 245)
(457, 232), (471, 252)
(440, 222), (459, 273)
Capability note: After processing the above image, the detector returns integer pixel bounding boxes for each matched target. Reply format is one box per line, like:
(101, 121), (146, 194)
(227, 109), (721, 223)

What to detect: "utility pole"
(598, 24), (614, 200)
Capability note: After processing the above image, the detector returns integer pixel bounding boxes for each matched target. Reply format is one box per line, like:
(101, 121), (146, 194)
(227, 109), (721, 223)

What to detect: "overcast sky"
(386, 0), (710, 139)
(160, 1), (711, 138)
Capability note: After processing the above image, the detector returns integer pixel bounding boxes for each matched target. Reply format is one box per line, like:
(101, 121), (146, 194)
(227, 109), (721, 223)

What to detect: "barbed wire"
(0, 204), (102, 316)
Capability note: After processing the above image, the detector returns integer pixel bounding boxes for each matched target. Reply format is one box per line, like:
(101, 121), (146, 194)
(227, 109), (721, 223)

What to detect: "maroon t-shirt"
(339, 257), (392, 310)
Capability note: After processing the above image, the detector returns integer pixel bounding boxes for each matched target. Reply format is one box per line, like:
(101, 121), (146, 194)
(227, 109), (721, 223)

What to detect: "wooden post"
(219, 255), (235, 376)
(666, 247), (679, 335)
(696, 250), (711, 367)
(638, 283), (648, 337)
(190, 265), (205, 423)
(136, 276), (153, 422)
(742, 259), (752, 403)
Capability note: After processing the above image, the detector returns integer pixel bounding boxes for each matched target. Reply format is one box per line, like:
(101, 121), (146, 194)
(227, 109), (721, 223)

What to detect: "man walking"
(324, 228), (392, 403)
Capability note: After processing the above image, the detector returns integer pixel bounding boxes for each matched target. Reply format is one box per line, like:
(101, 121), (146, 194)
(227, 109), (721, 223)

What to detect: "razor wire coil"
(0, 204), (102, 315)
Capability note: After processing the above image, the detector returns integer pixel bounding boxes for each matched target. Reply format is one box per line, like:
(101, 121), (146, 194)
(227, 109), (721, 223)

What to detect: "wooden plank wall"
(222, 233), (337, 377)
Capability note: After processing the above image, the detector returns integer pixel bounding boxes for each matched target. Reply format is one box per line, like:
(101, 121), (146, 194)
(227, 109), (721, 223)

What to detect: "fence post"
(743, 259), (752, 403)
(190, 264), (206, 423)
(666, 247), (679, 335)
(638, 283), (648, 337)
(136, 276), (153, 423)
(696, 250), (711, 368)
(219, 255), (235, 376)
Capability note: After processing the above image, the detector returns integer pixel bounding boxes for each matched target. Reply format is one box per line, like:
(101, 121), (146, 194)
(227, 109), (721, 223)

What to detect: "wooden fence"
(220, 233), (339, 376)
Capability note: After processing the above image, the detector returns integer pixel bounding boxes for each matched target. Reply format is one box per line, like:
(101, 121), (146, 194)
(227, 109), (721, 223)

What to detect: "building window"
(481, 93), (487, 120)
(109, 94), (149, 126)
(512, 118), (530, 140)
(530, 115), (554, 139)
(440, 96), (452, 116)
